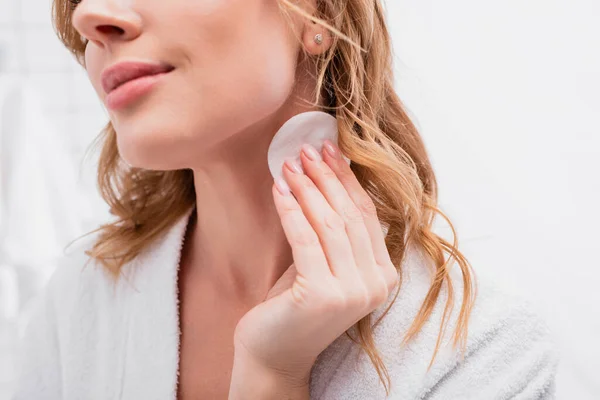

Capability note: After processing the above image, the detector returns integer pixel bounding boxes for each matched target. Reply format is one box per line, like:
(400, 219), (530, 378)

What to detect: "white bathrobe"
(12, 206), (558, 399)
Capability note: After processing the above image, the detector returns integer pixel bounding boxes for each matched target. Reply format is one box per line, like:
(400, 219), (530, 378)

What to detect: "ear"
(302, 18), (333, 55)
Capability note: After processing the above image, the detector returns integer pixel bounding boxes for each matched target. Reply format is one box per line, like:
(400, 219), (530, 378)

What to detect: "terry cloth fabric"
(12, 206), (559, 399)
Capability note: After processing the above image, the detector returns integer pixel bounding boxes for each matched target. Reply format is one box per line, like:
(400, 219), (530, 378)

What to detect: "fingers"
(320, 140), (398, 293)
(271, 183), (331, 281)
(272, 139), (399, 308)
(297, 144), (385, 290)
(279, 157), (360, 283)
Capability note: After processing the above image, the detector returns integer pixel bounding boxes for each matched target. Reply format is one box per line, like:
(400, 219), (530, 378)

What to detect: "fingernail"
(301, 143), (321, 161)
(275, 178), (291, 196)
(324, 140), (339, 159)
(285, 158), (303, 174)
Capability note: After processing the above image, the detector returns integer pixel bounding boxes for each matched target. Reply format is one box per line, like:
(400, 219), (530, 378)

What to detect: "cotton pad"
(267, 111), (350, 182)
(267, 111), (389, 238)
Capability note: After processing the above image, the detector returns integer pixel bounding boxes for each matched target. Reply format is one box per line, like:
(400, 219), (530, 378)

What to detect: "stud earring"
(314, 33), (323, 45)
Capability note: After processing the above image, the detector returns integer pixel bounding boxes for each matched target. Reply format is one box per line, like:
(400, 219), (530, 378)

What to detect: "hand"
(231, 139), (399, 390)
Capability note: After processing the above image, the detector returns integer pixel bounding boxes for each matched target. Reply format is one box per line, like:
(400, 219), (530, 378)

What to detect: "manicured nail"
(323, 140), (339, 159)
(301, 143), (321, 161)
(285, 158), (303, 174)
(275, 178), (291, 196)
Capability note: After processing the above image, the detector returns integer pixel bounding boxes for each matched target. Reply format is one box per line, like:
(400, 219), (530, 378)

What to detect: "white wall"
(385, 1), (599, 399)
(0, 1), (109, 397)
(0, 0), (109, 222)
(0, 0), (597, 398)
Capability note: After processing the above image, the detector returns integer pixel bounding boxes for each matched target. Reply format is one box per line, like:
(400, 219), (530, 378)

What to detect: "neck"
(182, 75), (321, 304)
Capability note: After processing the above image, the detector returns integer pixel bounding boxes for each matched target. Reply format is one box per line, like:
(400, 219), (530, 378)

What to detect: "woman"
(13, 0), (558, 399)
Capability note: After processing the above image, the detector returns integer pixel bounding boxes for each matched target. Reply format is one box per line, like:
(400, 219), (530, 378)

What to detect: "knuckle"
(383, 263), (399, 289)
(290, 231), (321, 248)
(323, 212), (346, 231)
(299, 175), (315, 190)
(279, 202), (299, 215)
(371, 283), (389, 307)
(341, 204), (364, 224)
(321, 167), (338, 181)
(323, 291), (347, 310)
(356, 196), (378, 217)
(337, 162), (354, 179)
(279, 206), (304, 226)
(346, 287), (371, 310)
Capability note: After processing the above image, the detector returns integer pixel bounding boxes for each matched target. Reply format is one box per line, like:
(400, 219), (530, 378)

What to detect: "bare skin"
(176, 209), (237, 399)
(176, 206), (296, 399)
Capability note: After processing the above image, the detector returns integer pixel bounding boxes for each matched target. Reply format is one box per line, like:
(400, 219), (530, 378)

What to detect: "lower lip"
(105, 71), (171, 111)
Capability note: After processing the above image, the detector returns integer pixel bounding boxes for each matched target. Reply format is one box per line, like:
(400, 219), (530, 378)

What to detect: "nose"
(71, 1), (142, 48)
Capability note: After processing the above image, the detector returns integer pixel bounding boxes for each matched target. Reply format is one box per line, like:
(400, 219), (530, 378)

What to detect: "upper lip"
(101, 61), (175, 94)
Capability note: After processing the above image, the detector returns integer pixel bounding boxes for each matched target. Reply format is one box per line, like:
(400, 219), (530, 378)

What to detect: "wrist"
(228, 348), (311, 400)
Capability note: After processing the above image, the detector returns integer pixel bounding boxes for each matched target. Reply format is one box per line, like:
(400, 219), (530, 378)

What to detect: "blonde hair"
(52, 0), (477, 395)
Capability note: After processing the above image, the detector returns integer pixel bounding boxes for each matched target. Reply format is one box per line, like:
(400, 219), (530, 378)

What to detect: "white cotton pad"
(267, 111), (351, 183)
(267, 111), (389, 238)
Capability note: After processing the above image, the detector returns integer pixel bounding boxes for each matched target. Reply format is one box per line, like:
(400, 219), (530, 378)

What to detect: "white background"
(386, 1), (599, 399)
(1, 0), (598, 398)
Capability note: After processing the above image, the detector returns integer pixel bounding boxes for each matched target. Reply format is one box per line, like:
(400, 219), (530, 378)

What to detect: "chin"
(115, 126), (186, 171)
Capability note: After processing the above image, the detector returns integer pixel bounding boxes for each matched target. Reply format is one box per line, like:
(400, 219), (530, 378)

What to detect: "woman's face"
(72, 0), (315, 169)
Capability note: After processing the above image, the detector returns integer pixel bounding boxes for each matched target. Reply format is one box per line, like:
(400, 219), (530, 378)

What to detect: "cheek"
(229, 40), (298, 104)
(185, 0), (298, 88)
(197, 19), (299, 113)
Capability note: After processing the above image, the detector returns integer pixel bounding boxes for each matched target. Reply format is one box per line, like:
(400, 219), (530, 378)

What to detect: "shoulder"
(420, 277), (558, 399)
(381, 245), (558, 399)
(13, 233), (110, 399)
(29, 232), (131, 332)
(43, 234), (108, 306)
(38, 207), (192, 320)
(311, 244), (559, 399)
